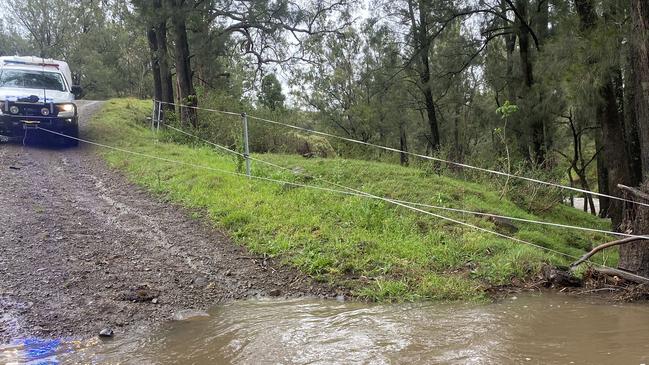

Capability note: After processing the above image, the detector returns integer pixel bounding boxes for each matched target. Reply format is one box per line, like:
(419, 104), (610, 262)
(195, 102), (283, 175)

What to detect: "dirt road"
(0, 101), (334, 343)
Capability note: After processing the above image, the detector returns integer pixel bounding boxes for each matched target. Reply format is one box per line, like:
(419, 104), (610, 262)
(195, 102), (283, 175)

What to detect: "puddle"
(4, 294), (649, 364)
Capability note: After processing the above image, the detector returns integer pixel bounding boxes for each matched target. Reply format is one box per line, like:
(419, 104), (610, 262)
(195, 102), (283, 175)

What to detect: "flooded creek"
(3, 293), (649, 364)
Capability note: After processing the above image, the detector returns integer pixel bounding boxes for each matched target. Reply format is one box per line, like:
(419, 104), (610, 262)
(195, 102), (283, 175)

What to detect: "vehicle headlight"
(41, 108), (50, 116)
(9, 106), (19, 114)
(56, 103), (76, 118)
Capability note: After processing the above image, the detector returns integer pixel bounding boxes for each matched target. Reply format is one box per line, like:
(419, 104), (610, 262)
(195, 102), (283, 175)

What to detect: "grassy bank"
(87, 99), (615, 302)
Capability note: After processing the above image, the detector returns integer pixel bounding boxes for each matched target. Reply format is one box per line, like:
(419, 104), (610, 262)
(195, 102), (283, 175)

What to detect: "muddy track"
(0, 101), (336, 343)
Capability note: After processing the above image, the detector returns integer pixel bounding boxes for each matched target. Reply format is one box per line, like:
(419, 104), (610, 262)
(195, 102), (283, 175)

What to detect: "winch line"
(164, 122), (649, 241)
(156, 100), (649, 210)
(36, 126), (649, 284)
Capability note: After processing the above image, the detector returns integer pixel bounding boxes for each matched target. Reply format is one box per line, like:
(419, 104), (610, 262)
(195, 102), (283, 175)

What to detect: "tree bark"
(515, 0), (545, 165)
(156, 21), (174, 111)
(596, 136), (610, 217)
(600, 75), (631, 228)
(624, 49), (643, 184)
(574, 0), (596, 32)
(502, 0), (517, 101)
(631, 0), (649, 172)
(409, 0), (440, 152)
(574, 0), (633, 226)
(146, 26), (162, 104)
(420, 3), (440, 152)
(533, 0), (549, 43)
(618, 0), (649, 276)
(618, 184), (649, 277)
(142, 0), (173, 116)
(399, 122), (409, 166)
(151, 0), (174, 113)
(516, 0), (534, 89)
(169, 0), (197, 127)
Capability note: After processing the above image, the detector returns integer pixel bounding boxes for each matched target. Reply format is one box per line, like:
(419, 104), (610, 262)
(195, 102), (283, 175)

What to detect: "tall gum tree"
(134, 0), (174, 114)
(168, 0), (197, 127)
(618, 0), (649, 277)
(574, 0), (636, 229)
(137, 0), (351, 126)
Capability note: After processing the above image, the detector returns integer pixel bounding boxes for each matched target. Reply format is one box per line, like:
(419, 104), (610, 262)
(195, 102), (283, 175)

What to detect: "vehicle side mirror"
(71, 85), (84, 99)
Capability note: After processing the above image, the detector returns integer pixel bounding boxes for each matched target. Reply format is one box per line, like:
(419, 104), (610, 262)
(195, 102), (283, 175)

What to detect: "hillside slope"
(88, 99), (615, 301)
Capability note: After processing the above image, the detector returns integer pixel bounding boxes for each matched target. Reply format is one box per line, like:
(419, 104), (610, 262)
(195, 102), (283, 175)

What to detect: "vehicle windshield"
(0, 69), (66, 92)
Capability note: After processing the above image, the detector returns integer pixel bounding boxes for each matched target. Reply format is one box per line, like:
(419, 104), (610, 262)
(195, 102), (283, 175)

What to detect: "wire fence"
(155, 100), (649, 210)
(35, 123), (649, 285)
(166, 118), (649, 242)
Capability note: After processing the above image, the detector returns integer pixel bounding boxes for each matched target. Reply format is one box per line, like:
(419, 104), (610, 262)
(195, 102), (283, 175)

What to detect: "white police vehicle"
(0, 56), (83, 146)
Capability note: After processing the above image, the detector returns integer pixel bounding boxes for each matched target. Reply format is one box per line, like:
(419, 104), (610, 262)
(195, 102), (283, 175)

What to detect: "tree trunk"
(169, 0), (197, 127)
(624, 49), (643, 184)
(631, 0), (649, 171)
(618, 0), (649, 276)
(147, 27), (162, 105)
(600, 75), (631, 229)
(399, 123), (409, 166)
(574, 0), (596, 32)
(596, 136), (610, 217)
(568, 168), (575, 207)
(534, 0), (549, 43)
(502, 0), (517, 101)
(516, 0), (534, 89)
(410, 0), (440, 152)
(156, 21), (174, 111)
(618, 184), (649, 277)
(576, 0), (610, 218)
(144, 0), (173, 116)
(515, 0), (545, 165)
(574, 0), (633, 225)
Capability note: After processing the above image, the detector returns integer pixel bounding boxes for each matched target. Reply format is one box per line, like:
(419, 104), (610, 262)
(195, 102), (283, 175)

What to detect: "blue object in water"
(21, 338), (61, 364)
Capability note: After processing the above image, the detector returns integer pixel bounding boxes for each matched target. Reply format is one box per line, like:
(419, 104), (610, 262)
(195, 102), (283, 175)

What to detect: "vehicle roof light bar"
(2, 60), (60, 69)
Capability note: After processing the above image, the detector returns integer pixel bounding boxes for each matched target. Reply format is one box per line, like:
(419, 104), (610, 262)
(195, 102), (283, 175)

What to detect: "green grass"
(87, 99), (617, 302)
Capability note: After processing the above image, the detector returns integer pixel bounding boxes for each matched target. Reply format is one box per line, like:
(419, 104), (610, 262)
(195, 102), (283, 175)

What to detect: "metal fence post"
(241, 112), (251, 177)
(156, 101), (162, 134)
(151, 99), (156, 131)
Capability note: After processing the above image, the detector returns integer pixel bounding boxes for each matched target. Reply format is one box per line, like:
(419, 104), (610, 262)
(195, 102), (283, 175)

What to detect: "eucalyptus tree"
(293, 27), (376, 142)
(5, 0), (150, 98)
(6, 0), (73, 58)
(133, 0), (174, 113)
(571, 0), (637, 226)
(0, 19), (32, 56)
(618, 0), (649, 277)
(134, 0), (351, 127)
(375, 0), (458, 152)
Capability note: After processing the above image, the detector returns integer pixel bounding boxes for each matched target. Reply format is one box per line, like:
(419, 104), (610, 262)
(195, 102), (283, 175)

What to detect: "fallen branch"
(590, 267), (649, 285)
(570, 236), (647, 268)
(618, 184), (649, 202)
(576, 287), (619, 295)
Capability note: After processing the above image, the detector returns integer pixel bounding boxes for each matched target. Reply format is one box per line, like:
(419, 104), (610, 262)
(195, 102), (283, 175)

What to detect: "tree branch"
(570, 236), (649, 269)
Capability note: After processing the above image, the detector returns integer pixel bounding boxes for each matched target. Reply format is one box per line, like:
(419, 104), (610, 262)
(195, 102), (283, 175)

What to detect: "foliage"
(3, 0), (151, 99)
(259, 74), (286, 111)
(496, 101), (519, 119)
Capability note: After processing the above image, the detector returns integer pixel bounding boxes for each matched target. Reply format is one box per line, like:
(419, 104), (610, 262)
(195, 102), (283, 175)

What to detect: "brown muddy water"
(3, 293), (649, 364)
